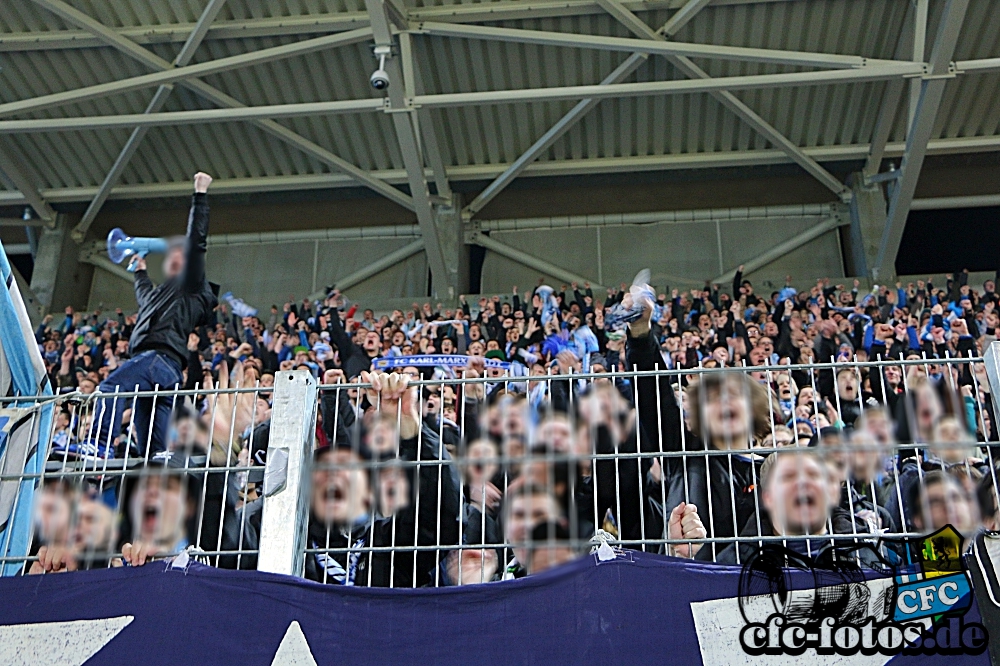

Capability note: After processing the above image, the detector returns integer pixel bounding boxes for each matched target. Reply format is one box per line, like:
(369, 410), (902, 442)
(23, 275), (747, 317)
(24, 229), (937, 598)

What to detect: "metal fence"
(6, 344), (1000, 587)
(288, 350), (1000, 586)
(0, 379), (272, 573)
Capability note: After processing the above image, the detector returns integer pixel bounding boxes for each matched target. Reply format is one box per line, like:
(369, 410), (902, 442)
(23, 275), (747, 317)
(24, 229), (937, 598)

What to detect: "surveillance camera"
(370, 68), (390, 91)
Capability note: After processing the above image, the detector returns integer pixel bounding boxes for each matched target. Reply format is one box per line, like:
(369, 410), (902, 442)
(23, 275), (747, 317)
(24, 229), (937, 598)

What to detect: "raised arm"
(183, 172), (212, 293)
(624, 300), (682, 453)
(131, 255), (154, 305)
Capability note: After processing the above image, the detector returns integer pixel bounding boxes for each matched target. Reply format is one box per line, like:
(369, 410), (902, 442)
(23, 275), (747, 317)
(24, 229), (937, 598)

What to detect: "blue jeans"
(88, 350), (183, 457)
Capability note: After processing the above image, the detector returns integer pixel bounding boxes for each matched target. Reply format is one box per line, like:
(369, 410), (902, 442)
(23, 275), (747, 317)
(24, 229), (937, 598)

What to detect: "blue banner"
(374, 354), (510, 370)
(0, 552), (990, 665)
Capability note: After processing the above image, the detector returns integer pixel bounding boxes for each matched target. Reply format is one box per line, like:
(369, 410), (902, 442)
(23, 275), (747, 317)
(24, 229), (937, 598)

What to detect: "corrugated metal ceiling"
(0, 0), (996, 202)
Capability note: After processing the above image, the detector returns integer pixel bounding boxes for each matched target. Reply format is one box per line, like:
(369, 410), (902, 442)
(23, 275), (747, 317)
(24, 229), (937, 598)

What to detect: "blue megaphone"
(107, 228), (169, 272)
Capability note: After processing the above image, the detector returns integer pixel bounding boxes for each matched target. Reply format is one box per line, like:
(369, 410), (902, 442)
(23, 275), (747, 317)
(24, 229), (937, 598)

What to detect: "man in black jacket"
(85, 173), (218, 457)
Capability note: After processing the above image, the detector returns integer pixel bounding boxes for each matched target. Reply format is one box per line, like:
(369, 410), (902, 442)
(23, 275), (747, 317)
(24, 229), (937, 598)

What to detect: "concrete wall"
(479, 215), (845, 295)
(86, 237), (428, 312)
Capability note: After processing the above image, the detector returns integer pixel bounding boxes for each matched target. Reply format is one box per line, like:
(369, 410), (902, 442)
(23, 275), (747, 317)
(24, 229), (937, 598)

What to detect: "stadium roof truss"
(0, 0), (998, 282)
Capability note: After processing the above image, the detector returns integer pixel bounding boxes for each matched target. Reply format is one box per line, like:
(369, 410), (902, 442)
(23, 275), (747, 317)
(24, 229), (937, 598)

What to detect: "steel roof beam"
(399, 32), (452, 200)
(464, 0), (714, 217)
(594, 0), (847, 199)
(70, 0), (229, 242)
(0, 1), (820, 51)
(0, 63), (926, 134)
(0, 145), (55, 222)
(909, 0), (929, 133)
(464, 53), (647, 217)
(26, 0), (412, 213)
(0, 133), (996, 206)
(873, 0), (971, 280)
(366, 0), (452, 298)
(862, 79), (905, 179)
(861, 1), (919, 180)
(0, 22), (374, 118)
(416, 22), (911, 70)
(660, 0), (712, 37)
(0, 15), (372, 51)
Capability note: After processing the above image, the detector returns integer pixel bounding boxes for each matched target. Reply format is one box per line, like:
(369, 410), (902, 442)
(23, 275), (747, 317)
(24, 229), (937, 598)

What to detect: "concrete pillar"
(29, 215), (94, 313)
(846, 173), (888, 281)
(433, 193), (468, 302)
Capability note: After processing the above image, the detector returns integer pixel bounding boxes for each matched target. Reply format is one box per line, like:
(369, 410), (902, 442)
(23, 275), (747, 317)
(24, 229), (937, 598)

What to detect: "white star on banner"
(0, 615), (133, 666)
(271, 621), (318, 666)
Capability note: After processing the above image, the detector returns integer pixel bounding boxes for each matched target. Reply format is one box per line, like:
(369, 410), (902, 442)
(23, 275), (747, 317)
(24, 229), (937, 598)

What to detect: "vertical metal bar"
(983, 341), (1000, 432)
(969, 354), (1000, 527)
(256, 370), (318, 577)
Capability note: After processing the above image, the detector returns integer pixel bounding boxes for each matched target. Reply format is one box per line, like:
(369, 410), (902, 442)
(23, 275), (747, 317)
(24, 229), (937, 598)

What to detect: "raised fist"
(193, 172), (213, 193)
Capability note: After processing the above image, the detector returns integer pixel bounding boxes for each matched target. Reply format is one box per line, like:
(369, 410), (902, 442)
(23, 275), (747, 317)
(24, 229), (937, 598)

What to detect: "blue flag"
(0, 240), (53, 576)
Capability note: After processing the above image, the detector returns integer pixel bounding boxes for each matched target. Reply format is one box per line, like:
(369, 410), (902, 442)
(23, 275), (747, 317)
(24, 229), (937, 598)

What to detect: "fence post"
(257, 369), (317, 577)
(984, 342), (1000, 432)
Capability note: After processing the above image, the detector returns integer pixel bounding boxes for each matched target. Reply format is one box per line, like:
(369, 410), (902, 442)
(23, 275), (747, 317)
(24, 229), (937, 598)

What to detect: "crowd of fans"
(20, 184), (1000, 586)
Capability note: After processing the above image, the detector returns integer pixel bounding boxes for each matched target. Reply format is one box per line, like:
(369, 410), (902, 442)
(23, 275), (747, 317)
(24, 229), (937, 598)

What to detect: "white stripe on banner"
(0, 239), (53, 576)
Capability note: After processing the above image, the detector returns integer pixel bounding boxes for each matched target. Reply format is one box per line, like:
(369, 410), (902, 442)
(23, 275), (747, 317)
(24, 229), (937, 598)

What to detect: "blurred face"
(377, 464), (410, 517)
(798, 387), (814, 408)
(701, 378), (752, 447)
(931, 417), (971, 463)
(254, 397), (272, 425)
(860, 411), (892, 445)
(849, 433), (883, 484)
(918, 479), (976, 535)
(163, 246), (185, 279)
(537, 418), (572, 453)
(763, 453), (830, 536)
(777, 378), (793, 401)
(364, 332), (380, 353)
(73, 497), (116, 552)
(35, 485), (72, 546)
(466, 440), (499, 485)
(366, 418), (398, 455)
(762, 428), (794, 449)
(914, 384), (943, 438)
(505, 492), (561, 562)
(130, 474), (187, 546)
(311, 450), (370, 526)
(837, 371), (859, 403)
